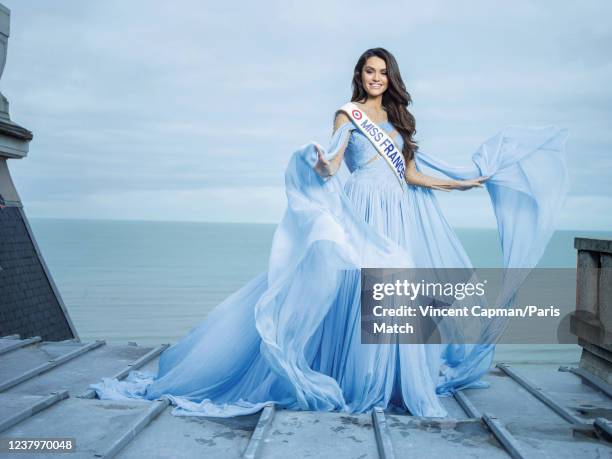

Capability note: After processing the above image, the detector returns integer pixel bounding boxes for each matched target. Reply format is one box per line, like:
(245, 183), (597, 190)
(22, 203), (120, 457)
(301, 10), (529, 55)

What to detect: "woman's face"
(361, 56), (388, 98)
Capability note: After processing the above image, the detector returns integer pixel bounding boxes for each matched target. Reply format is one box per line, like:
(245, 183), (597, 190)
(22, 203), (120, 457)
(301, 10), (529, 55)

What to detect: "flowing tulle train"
(90, 122), (568, 418)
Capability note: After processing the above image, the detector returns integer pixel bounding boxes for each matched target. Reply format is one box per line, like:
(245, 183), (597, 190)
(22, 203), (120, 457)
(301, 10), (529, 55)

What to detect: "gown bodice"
(343, 120), (403, 173)
(339, 120), (407, 195)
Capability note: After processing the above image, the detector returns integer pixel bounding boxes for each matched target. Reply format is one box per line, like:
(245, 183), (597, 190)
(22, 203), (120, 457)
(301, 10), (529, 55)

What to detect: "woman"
(90, 48), (568, 418)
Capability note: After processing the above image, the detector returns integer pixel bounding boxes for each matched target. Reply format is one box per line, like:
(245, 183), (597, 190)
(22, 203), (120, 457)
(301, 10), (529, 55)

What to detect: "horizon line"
(24, 215), (612, 234)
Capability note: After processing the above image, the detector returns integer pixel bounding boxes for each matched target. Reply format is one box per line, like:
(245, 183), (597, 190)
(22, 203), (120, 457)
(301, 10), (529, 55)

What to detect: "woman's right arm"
(313, 111), (351, 179)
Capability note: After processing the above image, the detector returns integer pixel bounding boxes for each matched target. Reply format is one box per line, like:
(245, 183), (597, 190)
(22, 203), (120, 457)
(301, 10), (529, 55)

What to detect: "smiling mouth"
(369, 83), (383, 89)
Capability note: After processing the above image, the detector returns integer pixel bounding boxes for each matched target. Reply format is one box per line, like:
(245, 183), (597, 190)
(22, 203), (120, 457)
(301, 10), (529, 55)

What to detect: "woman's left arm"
(405, 158), (488, 191)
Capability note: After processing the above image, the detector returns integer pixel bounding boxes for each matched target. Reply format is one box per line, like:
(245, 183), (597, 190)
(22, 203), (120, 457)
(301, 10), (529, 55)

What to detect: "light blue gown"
(90, 117), (569, 418)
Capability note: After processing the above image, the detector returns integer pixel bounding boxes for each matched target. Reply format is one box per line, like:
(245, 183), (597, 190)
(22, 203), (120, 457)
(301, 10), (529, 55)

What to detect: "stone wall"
(572, 237), (612, 383)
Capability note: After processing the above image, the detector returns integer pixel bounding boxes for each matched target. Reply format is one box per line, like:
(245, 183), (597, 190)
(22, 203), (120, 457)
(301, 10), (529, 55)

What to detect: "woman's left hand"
(452, 176), (490, 191)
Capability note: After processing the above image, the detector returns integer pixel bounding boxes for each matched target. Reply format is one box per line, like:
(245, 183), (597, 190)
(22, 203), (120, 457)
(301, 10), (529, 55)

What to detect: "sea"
(29, 218), (612, 364)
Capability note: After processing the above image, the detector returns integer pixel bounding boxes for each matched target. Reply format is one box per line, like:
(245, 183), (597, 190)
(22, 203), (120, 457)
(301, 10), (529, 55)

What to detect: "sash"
(339, 102), (406, 189)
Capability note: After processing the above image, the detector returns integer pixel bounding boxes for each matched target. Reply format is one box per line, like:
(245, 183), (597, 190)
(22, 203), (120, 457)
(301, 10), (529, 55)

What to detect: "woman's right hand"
(313, 144), (335, 178)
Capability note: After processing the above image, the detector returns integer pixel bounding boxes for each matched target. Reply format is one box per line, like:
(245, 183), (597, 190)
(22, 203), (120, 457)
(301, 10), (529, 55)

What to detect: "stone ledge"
(571, 312), (612, 349)
(575, 237), (612, 255)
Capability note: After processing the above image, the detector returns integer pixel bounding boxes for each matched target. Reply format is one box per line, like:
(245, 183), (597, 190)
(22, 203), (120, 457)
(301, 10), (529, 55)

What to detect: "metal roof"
(0, 335), (610, 458)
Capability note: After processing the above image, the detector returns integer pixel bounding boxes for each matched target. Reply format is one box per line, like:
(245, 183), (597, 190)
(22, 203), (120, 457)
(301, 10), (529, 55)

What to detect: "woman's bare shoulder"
(333, 108), (351, 130)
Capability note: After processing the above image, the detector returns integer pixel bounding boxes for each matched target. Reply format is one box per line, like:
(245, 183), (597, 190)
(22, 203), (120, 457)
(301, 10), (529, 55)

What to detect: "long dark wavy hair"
(351, 48), (418, 162)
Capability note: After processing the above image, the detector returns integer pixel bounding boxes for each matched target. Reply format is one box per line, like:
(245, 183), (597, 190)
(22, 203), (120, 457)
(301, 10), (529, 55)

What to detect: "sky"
(1, 0), (611, 229)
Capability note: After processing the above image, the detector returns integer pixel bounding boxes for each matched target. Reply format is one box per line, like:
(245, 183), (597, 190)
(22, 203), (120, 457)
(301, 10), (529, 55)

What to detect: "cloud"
(24, 185), (286, 224)
(2, 0), (611, 229)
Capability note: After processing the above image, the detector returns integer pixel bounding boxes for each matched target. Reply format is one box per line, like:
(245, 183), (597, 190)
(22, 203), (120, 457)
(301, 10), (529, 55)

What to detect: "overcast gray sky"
(2, 0), (611, 229)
